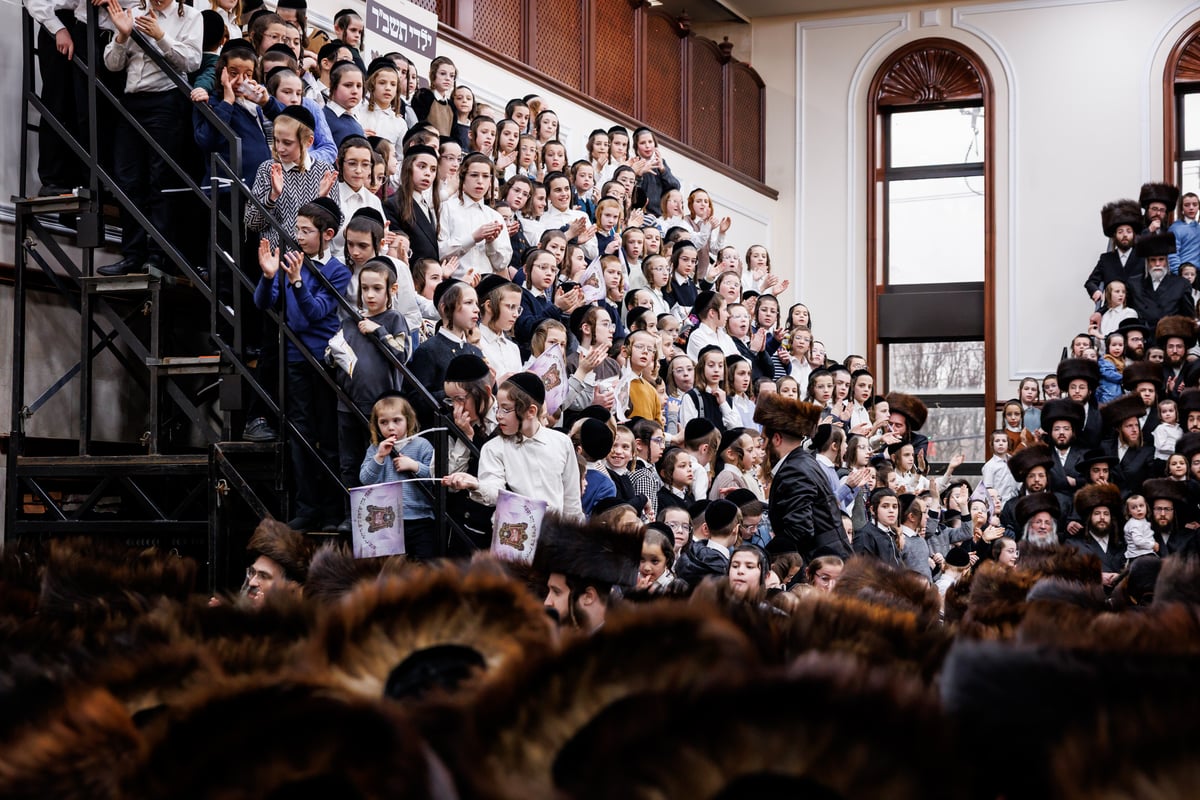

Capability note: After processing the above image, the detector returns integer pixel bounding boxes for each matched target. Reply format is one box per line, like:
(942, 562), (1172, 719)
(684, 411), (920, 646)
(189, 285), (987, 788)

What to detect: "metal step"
(146, 355), (223, 375)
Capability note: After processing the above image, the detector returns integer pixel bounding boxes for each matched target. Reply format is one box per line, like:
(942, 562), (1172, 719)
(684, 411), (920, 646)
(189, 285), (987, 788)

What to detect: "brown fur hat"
(1056, 357), (1099, 392)
(1121, 358), (1163, 390)
(1178, 388), (1200, 418)
(302, 542), (412, 604)
(831, 557), (942, 628)
(753, 392), (823, 439)
(1100, 392), (1147, 430)
(550, 657), (950, 800)
(1136, 231), (1178, 258)
(1142, 477), (1189, 508)
(1015, 492), (1062, 530)
(1016, 544), (1102, 586)
(959, 561), (1040, 640)
(307, 568), (554, 701)
(38, 538), (197, 619)
(1073, 481), (1122, 520)
(1007, 443), (1055, 483)
(1039, 398), (1085, 432)
(885, 391), (928, 431)
(1156, 552), (1200, 606)
(125, 678), (443, 799)
(533, 513), (642, 588)
(1100, 198), (1145, 237)
(1156, 314), (1198, 347)
(1140, 181), (1180, 211)
(247, 519), (312, 583)
(438, 603), (756, 799)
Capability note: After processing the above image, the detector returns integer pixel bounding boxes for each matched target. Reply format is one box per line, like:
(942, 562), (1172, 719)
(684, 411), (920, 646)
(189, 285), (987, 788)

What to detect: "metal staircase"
(7, 9), (477, 591)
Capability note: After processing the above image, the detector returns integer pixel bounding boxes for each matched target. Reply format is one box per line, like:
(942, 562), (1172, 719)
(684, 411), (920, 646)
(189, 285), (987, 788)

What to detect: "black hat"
(308, 196), (342, 229)
(1142, 478), (1189, 507)
(533, 515), (642, 587)
(475, 273), (514, 301)
(693, 290), (719, 317)
(1039, 399), (1085, 432)
(1100, 198), (1146, 237)
(683, 418), (717, 441)
(568, 304), (598, 338)
(506, 372), (546, 406)
(1056, 358), (1100, 392)
(1077, 449), (1119, 473)
(945, 547), (971, 568)
(444, 354), (489, 383)
(275, 103), (316, 132)
(1073, 481), (1122, 520)
(263, 66), (296, 89)
(1179, 389), (1200, 418)
(1156, 315), (1198, 348)
(577, 405), (612, 424)
(717, 428), (746, 457)
(431, 277), (463, 309)
(242, 0), (265, 14)
(725, 488), (760, 510)
(705, 499), (739, 531)
(591, 495), (648, 518)
(367, 56), (399, 76)
(219, 37), (256, 57)
(317, 40), (347, 64)
(1100, 392), (1146, 429)
(1175, 430), (1200, 460)
(1181, 359), (1200, 389)
(1139, 181), (1180, 211)
(1117, 317), (1154, 339)
(1121, 359), (1163, 391)
(1008, 444), (1055, 483)
(696, 344), (724, 363)
(276, 0), (306, 9)
(579, 418), (615, 461)
(724, 353), (747, 370)
(1015, 492), (1061, 531)
(688, 499), (710, 521)
(350, 207), (385, 227)
(809, 423), (835, 452)
(1136, 232), (1177, 259)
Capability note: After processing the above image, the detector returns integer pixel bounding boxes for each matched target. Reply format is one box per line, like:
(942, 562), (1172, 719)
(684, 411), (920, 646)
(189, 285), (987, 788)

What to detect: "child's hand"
(392, 454), (419, 473)
(566, 217), (587, 239)
(269, 162), (284, 201)
(363, 128), (377, 137)
(604, 238), (621, 255)
(282, 251), (304, 284)
(190, 87), (210, 104)
(376, 435), (397, 459)
(358, 319), (380, 335)
(772, 279), (790, 295)
(55, 27), (75, 59)
(442, 472), (478, 491)
(318, 169), (338, 197)
(107, 0), (133, 38)
(134, 5), (163, 40)
(628, 209), (645, 227)
(497, 151), (517, 170)
(258, 239), (280, 278)
(440, 255), (459, 275)
(577, 224), (597, 243)
(718, 216), (731, 234)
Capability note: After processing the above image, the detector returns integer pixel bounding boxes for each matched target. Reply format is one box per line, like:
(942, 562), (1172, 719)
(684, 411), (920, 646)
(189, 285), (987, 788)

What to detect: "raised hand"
(318, 169), (338, 197)
(107, 0), (133, 38)
(268, 162), (284, 201)
(282, 250), (304, 284)
(258, 239), (280, 278)
(134, 5), (163, 40)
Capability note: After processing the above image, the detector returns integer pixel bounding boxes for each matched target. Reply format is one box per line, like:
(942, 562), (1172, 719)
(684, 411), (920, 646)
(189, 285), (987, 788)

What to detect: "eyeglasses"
(246, 566), (274, 583)
(631, 343), (656, 353)
(666, 522), (692, 532)
(647, 436), (666, 446)
(739, 522), (759, 533)
(497, 404), (516, 415)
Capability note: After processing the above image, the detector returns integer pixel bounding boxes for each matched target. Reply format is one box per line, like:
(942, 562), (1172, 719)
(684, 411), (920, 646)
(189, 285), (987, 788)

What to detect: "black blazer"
(853, 521), (902, 567)
(1129, 272), (1194, 329)
(387, 199), (439, 265)
(1100, 440), (1155, 494)
(1083, 250), (1144, 299)
(1067, 533), (1126, 575)
(766, 447), (850, 560)
(1048, 446), (1085, 495)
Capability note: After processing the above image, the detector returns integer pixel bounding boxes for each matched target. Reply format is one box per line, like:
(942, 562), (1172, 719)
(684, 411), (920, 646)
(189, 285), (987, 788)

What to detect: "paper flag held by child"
(491, 489), (549, 565)
(351, 481), (406, 558)
(527, 342), (568, 416)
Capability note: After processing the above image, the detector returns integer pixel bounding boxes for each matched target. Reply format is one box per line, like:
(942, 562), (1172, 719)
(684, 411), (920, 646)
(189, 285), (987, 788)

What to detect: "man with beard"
(1179, 389), (1200, 433)
(1128, 232), (1192, 328)
(1000, 444), (1067, 539)
(1085, 199), (1145, 304)
(1154, 315), (1197, 397)
(754, 392), (848, 559)
(1117, 317), (1152, 362)
(1077, 449), (1119, 487)
(885, 391), (929, 463)
(1057, 357), (1102, 450)
(1144, 478), (1196, 555)
(1015, 492), (1061, 547)
(1100, 392), (1155, 494)
(1068, 481), (1126, 590)
(240, 520), (311, 607)
(1122, 359), (1162, 439)
(1138, 181), (1180, 242)
(1041, 398), (1086, 494)
(536, 515), (641, 632)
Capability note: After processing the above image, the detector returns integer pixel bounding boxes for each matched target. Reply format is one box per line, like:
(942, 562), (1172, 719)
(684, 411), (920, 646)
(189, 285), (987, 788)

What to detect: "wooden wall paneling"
(729, 62), (764, 179)
(643, 11), (683, 141)
(687, 37), (725, 160)
(593, 0), (637, 116)
(533, 0), (584, 89)
(1163, 20), (1200, 183)
(473, 0), (523, 61)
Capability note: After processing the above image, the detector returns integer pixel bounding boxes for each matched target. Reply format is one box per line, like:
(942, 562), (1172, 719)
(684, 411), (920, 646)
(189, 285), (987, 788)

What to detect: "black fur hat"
(1156, 315), (1198, 348)
(1099, 392), (1147, 430)
(1139, 181), (1180, 212)
(533, 514), (642, 588)
(1121, 359), (1163, 390)
(1100, 198), (1145, 237)
(1015, 492), (1061, 530)
(1056, 358), (1099, 392)
(1008, 444), (1055, 483)
(1178, 389), (1200, 418)
(1039, 399), (1085, 432)
(1072, 482), (1121, 520)
(1142, 477), (1188, 507)
(885, 391), (928, 431)
(1135, 232), (1177, 259)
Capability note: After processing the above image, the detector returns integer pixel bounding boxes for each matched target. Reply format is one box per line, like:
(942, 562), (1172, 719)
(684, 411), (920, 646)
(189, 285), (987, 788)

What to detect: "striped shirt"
(245, 159), (338, 248)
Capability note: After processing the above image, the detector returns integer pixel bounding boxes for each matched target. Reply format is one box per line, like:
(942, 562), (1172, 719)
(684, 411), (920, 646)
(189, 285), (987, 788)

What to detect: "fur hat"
(1073, 482), (1122, 520)
(309, 569), (553, 701)
(1181, 358), (1200, 389)
(753, 393), (823, 440)
(533, 514), (642, 588)
(1039, 398), (1085, 432)
(1100, 392), (1147, 430)
(831, 557), (942, 628)
(1179, 389), (1200, 419)
(1121, 359), (1163, 390)
(1139, 181), (1180, 211)
(1007, 443), (1055, 483)
(302, 543), (410, 604)
(1100, 198), (1145, 237)
(1156, 315), (1198, 347)
(1077, 449), (1118, 474)
(1142, 477), (1188, 508)
(1176, 430), (1200, 460)
(1015, 492), (1061, 531)
(1135, 232), (1177, 259)
(1056, 358), (1099, 392)
(247, 519), (312, 584)
(885, 392), (928, 431)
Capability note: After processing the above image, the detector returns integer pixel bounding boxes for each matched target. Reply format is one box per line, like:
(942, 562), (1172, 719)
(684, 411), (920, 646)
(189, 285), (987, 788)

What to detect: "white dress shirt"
(686, 322), (739, 361)
(522, 206), (598, 260)
(103, 1), (203, 93)
(472, 424), (584, 520)
(26, 0), (78, 34)
(357, 102), (408, 149)
(438, 195), (513, 279)
(332, 181), (384, 255)
(477, 325), (523, 379)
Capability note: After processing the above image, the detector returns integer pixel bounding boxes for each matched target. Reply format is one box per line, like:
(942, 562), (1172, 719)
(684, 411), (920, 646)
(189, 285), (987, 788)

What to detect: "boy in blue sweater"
(255, 197), (351, 531)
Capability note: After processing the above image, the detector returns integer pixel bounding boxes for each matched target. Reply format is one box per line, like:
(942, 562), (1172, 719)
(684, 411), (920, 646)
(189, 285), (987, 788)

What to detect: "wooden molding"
(1163, 19), (1200, 183)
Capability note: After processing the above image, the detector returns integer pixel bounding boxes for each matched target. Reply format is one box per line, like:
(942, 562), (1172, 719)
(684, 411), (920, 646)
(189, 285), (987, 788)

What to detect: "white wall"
(751, 0), (1200, 398)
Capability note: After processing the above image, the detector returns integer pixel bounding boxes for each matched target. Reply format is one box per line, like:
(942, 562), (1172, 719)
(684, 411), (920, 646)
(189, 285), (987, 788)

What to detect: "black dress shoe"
(286, 516), (317, 532)
(97, 256), (144, 277)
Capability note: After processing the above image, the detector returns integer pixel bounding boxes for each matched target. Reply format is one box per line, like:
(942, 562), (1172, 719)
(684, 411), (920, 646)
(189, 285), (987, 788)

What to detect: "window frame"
(1164, 20), (1200, 191)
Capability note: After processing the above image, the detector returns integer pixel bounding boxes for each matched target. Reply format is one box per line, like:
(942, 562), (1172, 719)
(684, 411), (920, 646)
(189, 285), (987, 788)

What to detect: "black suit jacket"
(1048, 445), (1085, 495)
(1067, 532), (1126, 575)
(1129, 272), (1194, 329)
(1084, 250), (1143, 298)
(1077, 402), (1103, 451)
(1101, 440), (1155, 494)
(387, 201), (439, 265)
(766, 447), (850, 560)
(853, 521), (902, 567)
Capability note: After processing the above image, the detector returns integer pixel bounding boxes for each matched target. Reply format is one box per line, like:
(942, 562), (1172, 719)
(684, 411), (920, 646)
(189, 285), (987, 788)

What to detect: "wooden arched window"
(867, 39), (995, 465)
(1165, 20), (1200, 193)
